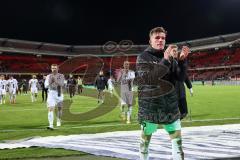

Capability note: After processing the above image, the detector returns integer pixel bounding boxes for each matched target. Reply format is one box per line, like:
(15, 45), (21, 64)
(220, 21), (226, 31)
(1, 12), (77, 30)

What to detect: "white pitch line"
(183, 117), (240, 122)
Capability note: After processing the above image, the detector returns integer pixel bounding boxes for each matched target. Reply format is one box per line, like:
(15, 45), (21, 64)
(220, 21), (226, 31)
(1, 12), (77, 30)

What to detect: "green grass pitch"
(0, 85), (240, 159)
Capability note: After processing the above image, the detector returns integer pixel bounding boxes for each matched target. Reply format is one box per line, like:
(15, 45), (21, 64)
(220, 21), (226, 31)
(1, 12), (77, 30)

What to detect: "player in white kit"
(8, 76), (18, 104)
(107, 75), (115, 97)
(0, 75), (7, 104)
(29, 75), (39, 102)
(0, 75), (3, 104)
(45, 64), (65, 130)
(117, 61), (135, 124)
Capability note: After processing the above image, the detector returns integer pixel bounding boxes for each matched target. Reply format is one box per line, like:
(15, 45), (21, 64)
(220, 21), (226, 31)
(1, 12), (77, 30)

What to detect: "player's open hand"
(179, 46), (190, 60)
(50, 77), (55, 84)
(164, 45), (175, 61)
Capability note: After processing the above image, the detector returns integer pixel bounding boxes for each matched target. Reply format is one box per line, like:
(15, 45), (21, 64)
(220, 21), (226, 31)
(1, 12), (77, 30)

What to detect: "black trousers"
(179, 97), (188, 119)
(78, 85), (83, 94)
(69, 86), (75, 98)
(42, 89), (48, 102)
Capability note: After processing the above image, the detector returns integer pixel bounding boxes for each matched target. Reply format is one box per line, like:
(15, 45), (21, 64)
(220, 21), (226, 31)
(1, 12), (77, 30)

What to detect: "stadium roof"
(0, 32), (240, 57)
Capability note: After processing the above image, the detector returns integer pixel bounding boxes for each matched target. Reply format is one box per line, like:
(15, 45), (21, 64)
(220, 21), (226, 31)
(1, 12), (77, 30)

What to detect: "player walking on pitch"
(29, 75), (39, 102)
(45, 64), (65, 129)
(8, 76), (18, 104)
(117, 61), (135, 124)
(107, 75), (115, 97)
(95, 71), (108, 104)
(0, 75), (7, 104)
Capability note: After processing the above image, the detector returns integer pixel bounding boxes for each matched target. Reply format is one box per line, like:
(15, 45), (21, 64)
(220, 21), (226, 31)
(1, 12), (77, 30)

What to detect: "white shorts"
(121, 91), (133, 106)
(31, 87), (38, 94)
(47, 90), (64, 108)
(9, 89), (17, 95)
(1, 89), (6, 95)
(109, 87), (113, 93)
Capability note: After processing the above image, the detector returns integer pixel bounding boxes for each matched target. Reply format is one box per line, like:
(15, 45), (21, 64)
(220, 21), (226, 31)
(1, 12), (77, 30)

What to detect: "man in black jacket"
(136, 27), (190, 160)
(95, 71), (108, 104)
(171, 47), (193, 120)
(39, 75), (48, 102)
(67, 74), (77, 99)
(175, 75), (193, 119)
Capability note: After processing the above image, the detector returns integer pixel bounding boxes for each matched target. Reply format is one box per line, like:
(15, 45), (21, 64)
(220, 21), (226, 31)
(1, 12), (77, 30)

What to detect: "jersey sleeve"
(58, 74), (65, 87)
(116, 70), (122, 82)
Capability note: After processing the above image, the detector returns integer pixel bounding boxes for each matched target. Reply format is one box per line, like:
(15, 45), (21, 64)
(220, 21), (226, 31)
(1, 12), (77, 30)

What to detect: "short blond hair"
(149, 27), (167, 38)
(51, 64), (58, 67)
(124, 61), (130, 65)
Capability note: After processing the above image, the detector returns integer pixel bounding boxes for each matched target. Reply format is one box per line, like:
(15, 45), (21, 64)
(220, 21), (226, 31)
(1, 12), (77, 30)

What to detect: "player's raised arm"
(28, 79), (31, 91)
(116, 69), (123, 83)
(44, 75), (50, 89)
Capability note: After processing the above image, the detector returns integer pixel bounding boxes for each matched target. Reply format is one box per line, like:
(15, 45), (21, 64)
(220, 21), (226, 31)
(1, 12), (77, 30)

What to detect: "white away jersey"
(118, 70), (135, 92)
(29, 79), (38, 89)
(8, 79), (18, 90)
(107, 79), (114, 90)
(0, 80), (7, 90)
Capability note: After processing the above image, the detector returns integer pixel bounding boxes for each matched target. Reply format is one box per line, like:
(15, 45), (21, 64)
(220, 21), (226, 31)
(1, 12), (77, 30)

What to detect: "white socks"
(56, 108), (62, 127)
(139, 135), (184, 160)
(127, 106), (132, 121)
(31, 94), (37, 102)
(139, 137), (150, 160)
(121, 105), (125, 115)
(57, 118), (61, 127)
(9, 95), (13, 102)
(172, 138), (184, 160)
(48, 109), (62, 128)
(48, 111), (54, 128)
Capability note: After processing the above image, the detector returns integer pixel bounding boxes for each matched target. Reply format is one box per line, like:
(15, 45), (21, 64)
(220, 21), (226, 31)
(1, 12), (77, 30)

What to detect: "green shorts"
(141, 119), (181, 135)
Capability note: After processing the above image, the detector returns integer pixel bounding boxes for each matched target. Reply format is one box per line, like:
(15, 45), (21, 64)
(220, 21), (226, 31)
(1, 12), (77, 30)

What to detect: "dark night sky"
(0, 0), (240, 45)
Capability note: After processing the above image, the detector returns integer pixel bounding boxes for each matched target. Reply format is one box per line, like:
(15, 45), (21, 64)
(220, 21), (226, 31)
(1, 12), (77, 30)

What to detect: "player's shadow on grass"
(1, 124), (46, 130)
(62, 89), (118, 122)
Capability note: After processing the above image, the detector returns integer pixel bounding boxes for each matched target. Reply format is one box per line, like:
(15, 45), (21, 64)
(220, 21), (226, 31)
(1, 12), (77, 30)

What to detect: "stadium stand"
(0, 32), (240, 83)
